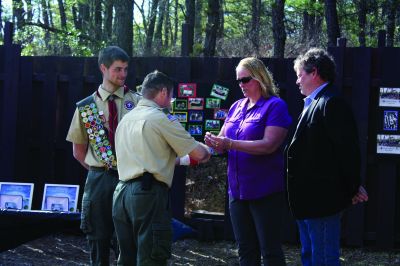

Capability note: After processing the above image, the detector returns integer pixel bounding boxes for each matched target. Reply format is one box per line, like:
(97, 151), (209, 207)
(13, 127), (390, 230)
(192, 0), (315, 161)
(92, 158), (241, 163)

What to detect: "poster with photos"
(188, 124), (203, 135)
(383, 110), (398, 131)
(206, 98), (221, 109)
(205, 119), (221, 130)
(174, 99), (187, 110)
(189, 111), (204, 122)
(377, 134), (400, 154)
(178, 83), (197, 98)
(41, 184), (79, 212)
(379, 87), (400, 107)
(0, 182), (34, 210)
(210, 84), (230, 100)
(214, 109), (228, 120)
(180, 123), (186, 129)
(188, 98), (204, 110)
(173, 112), (188, 123)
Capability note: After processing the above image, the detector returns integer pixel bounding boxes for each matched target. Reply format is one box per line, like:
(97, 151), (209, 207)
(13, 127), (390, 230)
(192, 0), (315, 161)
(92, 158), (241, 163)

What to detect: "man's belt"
(77, 95), (117, 169)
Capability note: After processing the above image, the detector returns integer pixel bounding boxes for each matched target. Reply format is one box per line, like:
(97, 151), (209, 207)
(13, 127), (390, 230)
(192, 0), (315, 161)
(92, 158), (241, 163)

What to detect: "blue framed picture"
(41, 184), (80, 212)
(383, 110), (398, 131)
(0, 182), (34, 210)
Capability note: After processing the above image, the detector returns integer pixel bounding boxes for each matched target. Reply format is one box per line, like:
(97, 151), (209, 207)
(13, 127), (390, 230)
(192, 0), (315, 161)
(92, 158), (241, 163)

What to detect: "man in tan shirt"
(66, 46), (141, 265)
(113, 70), (211, 265)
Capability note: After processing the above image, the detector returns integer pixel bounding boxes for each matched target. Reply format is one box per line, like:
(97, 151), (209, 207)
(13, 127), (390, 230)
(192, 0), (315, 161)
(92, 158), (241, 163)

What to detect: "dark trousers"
(229, 192), (286, 266)
(112, 177), (172, 266)
(81, 168), (119, 266)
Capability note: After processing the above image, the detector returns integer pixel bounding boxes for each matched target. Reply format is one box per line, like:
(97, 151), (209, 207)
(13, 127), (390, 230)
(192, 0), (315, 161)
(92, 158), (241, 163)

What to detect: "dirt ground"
(1, 233), (400, 265)
(2, 158), (400, 265)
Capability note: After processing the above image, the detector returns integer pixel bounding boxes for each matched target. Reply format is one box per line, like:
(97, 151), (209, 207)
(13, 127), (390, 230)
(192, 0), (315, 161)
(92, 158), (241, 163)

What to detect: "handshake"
(178, 132), (233, 166)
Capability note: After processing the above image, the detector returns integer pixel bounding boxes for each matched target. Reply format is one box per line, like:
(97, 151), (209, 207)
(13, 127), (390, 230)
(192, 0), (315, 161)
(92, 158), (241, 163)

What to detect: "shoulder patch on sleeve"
(167, 114), (178, 122)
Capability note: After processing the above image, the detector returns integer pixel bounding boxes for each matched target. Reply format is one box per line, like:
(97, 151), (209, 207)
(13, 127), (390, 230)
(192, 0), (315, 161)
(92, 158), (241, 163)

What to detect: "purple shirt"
(224, 96), (292, 200)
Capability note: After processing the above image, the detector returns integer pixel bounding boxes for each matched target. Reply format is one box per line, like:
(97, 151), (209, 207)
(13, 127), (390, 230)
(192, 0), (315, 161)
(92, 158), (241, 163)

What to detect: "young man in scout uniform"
(112, 70), (211, 265)
(66, 46), (141, 265)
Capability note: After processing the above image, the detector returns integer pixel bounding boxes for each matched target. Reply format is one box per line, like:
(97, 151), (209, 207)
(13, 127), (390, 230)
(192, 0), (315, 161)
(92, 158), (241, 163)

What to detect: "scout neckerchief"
(76, 86), (130, 169)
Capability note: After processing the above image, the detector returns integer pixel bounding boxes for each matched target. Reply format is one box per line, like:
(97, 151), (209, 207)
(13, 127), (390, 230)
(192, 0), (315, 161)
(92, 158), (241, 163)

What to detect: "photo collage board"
(173, 82), (231, 155)
(377, 87), (400, 155)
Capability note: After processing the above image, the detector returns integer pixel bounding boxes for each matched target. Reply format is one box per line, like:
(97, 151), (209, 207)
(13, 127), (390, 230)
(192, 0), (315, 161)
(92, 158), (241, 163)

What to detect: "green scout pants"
(112, 178), (172, 266)
(81, 168), (119, 265)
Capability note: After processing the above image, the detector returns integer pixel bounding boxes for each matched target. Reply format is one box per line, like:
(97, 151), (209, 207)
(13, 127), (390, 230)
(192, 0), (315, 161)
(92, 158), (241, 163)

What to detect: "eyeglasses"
(237, 76), (253, 84)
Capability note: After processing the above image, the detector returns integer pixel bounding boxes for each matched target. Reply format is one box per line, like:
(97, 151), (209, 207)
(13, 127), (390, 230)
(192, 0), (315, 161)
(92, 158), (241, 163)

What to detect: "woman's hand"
(204, 132), (228, 153)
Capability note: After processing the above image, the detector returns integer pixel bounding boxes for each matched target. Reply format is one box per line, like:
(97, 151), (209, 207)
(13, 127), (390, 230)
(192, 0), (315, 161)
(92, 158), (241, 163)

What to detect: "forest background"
(0, 0), (400, 58)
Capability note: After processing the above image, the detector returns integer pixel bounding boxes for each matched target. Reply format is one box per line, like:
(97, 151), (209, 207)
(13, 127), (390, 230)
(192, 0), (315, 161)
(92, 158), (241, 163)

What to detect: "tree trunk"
(251, 0), (261, 56)
(40, 0), (51, 47)
(57, 0), (67, 29)
(154, 0), (167, 51)
(25, 0), (33, 21)
(145, 0), (160, 55)
(94, 0), (102, 41)
(324, 0), (340, 47)
(183, 0), (195, 55)
(194, 0), (203, 43)
(173, 0), (178, 44)
(0, 0), (2, 37)
(272, 0), (286, 58)
(13, 0), (24, 30)
(164, 0), (171, 46)
(114, 0), (134, 55)
(204, 0), (220, 56)
(385, 0), (399, 47)
(104, 0), (114, 41)
(355, 0), (367, 47)
(71, 4), (81, 30)
(217, 0), (224, 38)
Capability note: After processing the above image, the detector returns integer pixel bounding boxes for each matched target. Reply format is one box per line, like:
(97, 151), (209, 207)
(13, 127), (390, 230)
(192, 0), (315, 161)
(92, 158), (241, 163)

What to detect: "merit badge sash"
(77, 95), (117, 169)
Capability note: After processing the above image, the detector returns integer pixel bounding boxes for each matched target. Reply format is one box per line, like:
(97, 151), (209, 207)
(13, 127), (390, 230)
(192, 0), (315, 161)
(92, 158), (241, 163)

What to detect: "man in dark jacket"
(286, 48), (368, 266)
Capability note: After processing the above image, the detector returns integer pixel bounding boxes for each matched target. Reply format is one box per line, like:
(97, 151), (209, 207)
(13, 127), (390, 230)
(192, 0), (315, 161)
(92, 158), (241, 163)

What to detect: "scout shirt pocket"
(151, 223), (172, 260)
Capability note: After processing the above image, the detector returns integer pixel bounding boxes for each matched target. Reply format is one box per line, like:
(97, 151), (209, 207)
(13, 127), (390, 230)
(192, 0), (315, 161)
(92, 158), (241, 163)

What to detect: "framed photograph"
(189, 111), (204, 122)
(180, 123), (186, 129)
(214, 109), (228, 120)
(210, 130), (220, 136)
(188, 124), (203, 135)
(41, 184), (79, 212)
(0, 194), (23, 210)
(205, 119), (221, 130)
(46, 196), (69, 211)
(377, 134), (400, 154)
(174, 99), (187, 110)
(0, 182), (34, 210)
(188, 97), (204, 110)
(379, 87), (400, 107)
(383, 111), (398, 131)
(178, 83), (197, 98)
(210, 84), (230, 100)
(173, 112), (188, 123)
(206, 98), (221, 109)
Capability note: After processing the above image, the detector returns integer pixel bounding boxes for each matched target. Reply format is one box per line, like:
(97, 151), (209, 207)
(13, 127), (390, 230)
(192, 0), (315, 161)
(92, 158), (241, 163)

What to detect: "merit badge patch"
(167, 114), (178, 122)
(124, 101), (134, 110)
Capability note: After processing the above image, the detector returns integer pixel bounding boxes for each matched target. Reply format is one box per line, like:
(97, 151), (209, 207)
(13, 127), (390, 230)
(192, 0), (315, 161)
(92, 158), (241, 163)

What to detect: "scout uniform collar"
(97, 85), (127, 101)
(138, 98), (163, 109)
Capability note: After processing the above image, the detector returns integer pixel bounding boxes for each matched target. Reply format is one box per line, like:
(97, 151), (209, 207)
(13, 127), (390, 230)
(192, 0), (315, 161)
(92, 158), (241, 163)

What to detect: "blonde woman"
(205, 57), (291, 265)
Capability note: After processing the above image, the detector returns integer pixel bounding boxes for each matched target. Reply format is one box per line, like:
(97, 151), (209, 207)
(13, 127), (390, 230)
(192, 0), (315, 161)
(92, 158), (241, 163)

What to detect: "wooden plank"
(343, 48), (371, 247)
(376, 162), (397, 248)
(0, 44), (21, 180)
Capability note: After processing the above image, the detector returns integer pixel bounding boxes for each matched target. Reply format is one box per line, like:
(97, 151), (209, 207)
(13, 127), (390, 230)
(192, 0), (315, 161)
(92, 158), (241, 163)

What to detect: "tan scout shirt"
(115, 98), (199, 187)
(66, 85), (142, 167)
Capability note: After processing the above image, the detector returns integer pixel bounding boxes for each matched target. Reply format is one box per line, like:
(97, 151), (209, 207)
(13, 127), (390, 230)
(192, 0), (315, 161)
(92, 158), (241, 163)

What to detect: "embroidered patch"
(167, 114), (178, 122)
(124, 101), (134, 110)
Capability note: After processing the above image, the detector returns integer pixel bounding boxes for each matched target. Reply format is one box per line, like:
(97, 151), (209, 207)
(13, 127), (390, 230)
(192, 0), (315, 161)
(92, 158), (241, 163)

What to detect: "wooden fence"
(1, 33), (399, 248)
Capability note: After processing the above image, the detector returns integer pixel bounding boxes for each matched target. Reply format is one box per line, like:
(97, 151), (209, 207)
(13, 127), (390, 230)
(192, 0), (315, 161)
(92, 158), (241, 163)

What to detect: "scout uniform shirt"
(66, 85), (141, 168)
(115, 98), (198, 187)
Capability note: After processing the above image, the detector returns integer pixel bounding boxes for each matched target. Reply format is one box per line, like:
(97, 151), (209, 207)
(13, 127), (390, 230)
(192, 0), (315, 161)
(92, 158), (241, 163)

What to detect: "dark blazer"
(286, 84), (361, 219)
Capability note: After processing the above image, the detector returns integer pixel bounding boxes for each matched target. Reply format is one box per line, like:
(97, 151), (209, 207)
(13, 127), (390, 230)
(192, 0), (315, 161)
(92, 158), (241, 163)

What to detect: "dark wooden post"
(181, 23), (194, 56)
(0, 22), (22, 180)
(378, 30), (386, 47)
